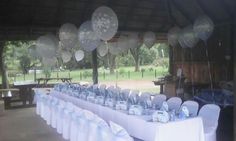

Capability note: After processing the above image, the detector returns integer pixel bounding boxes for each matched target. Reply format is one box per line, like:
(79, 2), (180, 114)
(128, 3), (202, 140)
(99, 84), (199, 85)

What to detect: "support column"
(0, 42), (9, 89)
(92, 49), (98, 84)
(233, 16), (236, 141)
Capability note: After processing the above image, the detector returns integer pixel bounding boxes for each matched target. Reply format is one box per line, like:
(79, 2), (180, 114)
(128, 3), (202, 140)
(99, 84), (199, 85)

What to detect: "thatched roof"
(0, 0), (235, 40)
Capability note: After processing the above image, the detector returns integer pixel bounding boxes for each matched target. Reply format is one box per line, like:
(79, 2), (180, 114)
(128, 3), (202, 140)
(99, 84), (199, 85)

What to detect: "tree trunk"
(109, 53), (116, 74)
(92, 49), (98, 84)
(130, 47), (140, 72)
(0, 42), (9, 89)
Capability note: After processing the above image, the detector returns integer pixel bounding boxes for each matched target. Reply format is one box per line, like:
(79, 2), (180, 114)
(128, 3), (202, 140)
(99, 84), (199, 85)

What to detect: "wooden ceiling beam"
(166, 0), (183, 28)
(171, 0), (194, 23)
(122, 0), (138, 31)
(195, 0), (218, 22)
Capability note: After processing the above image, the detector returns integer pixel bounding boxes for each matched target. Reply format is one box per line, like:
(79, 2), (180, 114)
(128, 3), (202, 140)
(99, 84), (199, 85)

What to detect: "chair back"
(181, 100), (199, 116)
(167, 97), (182, 111)
(152, 94), (167, 108)
(198, 104), (221, 128)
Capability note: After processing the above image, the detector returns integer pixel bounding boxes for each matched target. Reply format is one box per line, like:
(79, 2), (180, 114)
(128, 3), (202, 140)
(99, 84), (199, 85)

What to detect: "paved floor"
(0, 108), (65, 141)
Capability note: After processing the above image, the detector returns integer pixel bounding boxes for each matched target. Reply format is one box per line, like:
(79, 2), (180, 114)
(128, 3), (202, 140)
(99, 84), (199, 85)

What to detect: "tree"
(130, 45), (141, 72)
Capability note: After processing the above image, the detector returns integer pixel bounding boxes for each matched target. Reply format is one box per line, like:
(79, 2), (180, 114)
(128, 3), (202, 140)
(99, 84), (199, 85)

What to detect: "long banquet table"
(36, 89), (205, 141)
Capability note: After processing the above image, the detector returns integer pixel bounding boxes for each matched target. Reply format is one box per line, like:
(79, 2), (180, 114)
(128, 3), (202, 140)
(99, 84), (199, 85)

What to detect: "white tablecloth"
(37, 89), (205, 141)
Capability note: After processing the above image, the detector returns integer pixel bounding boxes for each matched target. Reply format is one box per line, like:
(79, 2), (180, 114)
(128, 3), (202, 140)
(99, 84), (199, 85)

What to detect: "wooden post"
(0, 42), (9, 89)
(92, 49), (98, 84)
(233, 16), (236, 141)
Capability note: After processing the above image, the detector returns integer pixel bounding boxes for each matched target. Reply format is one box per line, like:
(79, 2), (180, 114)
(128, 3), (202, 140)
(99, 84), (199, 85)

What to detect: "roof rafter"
(166, 0), (182, 27)
(122, 0), (138, 31)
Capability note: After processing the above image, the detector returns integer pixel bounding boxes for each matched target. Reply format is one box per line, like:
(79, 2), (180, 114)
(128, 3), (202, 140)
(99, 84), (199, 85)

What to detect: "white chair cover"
(198, 104), (221, 141)
(56, 99), (66, 134)
(87, 115), (109, 141)
(62, 102), (75, 140)
(152, 94), (167, 109)
(45, 95), (53, 125)
(109, 121), (134, 141)
(51, 97), (59, 128)
(70, 106), (83, 141)
(167, 97), (182, 111)
(77, 110), (95, 141)
(181, 100), (199, 117)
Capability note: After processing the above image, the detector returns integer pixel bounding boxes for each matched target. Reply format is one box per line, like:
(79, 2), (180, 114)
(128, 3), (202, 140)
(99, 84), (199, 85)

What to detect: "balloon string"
(204, 42), (214, 101)
(190, 50), (194, 96)
(177, 47), (184, 97)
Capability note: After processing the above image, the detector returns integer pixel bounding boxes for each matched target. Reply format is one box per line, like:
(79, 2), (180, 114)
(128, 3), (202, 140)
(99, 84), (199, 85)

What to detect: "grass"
(10, 65), (168, 83)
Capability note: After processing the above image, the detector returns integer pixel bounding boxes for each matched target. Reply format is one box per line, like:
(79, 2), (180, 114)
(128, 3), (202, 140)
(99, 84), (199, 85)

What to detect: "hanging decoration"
(167, 27), (181, 47)
(193, 15), (214, 42)
(61, 50), (72, 63)
(109, 42), (120, 55)
(36, 35), (57, 58)
(92, 6), (118, 41)
(117, 35), (128, 52)
(74, 50), (85, 62)
(182, 26), (199, 48)
(143, 31), (156, 48)
(59, 23), (78, 49)
(127, 33), (140, 49)
(97, 42), (109, 57)
(78, 21), (101, 52)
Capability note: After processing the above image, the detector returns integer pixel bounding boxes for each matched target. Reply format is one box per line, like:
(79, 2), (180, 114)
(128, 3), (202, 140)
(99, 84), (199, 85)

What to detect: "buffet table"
(36, 89), (205, 141)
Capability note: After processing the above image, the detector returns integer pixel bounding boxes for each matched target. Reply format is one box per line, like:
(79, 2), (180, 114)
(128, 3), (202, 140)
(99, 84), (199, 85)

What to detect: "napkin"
(128, 105), (143, 116)
(179, 106), (189, 119)
(152, 110), (170, 123)
(160, 101), (169, 111)
(116, 101), (128, 111)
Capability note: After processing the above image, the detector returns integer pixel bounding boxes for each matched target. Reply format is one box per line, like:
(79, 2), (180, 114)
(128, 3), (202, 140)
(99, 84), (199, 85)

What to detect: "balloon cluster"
(167, 15), (214, 48)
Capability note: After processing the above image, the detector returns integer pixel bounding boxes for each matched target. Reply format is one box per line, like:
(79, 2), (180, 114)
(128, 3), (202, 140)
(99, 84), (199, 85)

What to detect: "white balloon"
(78, 21), (101, 52)
(128, 33), (140, 49)
(168, 27), (181, 47)
(61, 51), (72, 63)
(143, 31), (156, 48)
(178, 29), (188, 48)
(59, 23), (78, 49)
(75, 50), (84, 62)
(97, 42), (109, 57)
(109, 42), (120, 55)
(92, 6), (118, 41)
(193, 15), (214, 42)
(42, 57), (57, 67)
(28, 45), (38, 58)
(117, 35), (128, 52)
(36, 35), (57, 58)
(182, 26), (199, 48)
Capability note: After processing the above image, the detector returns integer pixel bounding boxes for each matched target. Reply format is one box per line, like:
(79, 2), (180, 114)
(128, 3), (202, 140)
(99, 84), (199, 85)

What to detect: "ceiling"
(0, 0), (235, 40)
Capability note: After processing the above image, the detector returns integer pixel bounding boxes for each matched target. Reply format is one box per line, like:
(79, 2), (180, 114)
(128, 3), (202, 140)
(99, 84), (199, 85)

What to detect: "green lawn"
(10, 65), (168, 83)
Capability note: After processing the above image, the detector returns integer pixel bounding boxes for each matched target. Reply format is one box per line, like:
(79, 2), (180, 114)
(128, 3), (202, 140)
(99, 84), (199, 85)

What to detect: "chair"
(198, 104), (221, 141)
(140, 92), (152, 108)
(51, 97), (59, 128)
(109, 121), (134, 141)
(181, 100), (199, 117)
(77, 110), (95, 141)
(166, 97), (182, 111)
(62, 102), (75, 140)
(56, 99), (66, 134)
(152, 94), (167, 109)
(70, 106), (83, 141)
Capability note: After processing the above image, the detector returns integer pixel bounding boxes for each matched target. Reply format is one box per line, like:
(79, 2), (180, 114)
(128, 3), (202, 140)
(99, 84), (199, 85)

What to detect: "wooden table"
(13, 82), (38, 106)
(0, 88), (19, 109)
(153, 80), (165, 93)
(36, 77), (72, 85)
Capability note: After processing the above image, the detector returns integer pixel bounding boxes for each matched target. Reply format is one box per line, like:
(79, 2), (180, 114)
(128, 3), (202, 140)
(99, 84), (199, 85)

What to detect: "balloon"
(75, 50), (84, 62)
(178, 29), (188, 48)
(97, 42), (109, 57)
(117, 35), (129, 52)
(143, 31), (156, 48)
(109, 42), (120, 55)
(92, 6), (118, 41)
(182, 26), (199, 48)
(78, 21), (101, 52)
(193, 15), (214, 42)
(168, 27), (181, 47)
(59, 23), (78, 49)
(127, 33), (140, 49)
(61, 51), (72, 63)
(28, 45), (38, 58)
(36, 35), (57, 58)
(42, 57), (57, 67)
